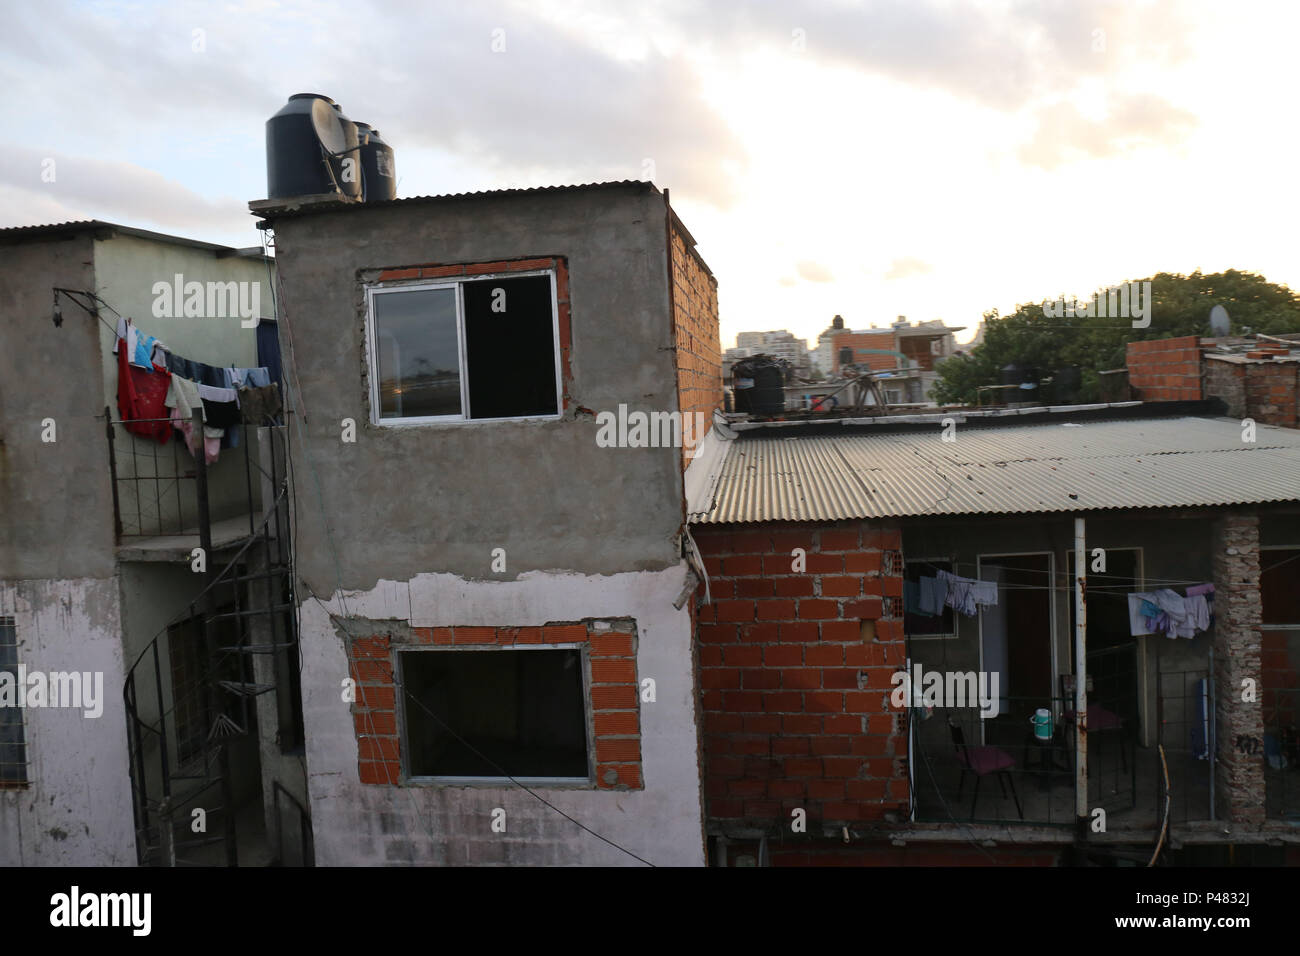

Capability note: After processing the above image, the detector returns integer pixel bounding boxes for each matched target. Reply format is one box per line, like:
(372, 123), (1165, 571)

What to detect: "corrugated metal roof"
(0, 219), (261, 256)
(695, 416), (1300, 523)
(252, 180), (658, 221)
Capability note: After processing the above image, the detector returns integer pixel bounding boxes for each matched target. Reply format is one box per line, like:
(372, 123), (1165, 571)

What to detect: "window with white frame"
(366, 272), (562, 424)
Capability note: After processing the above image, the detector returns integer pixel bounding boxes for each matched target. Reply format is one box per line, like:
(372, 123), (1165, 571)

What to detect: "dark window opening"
(904, 559), (956, 637)
(0, 617), (27, 786)
(403, 648), (588, 779)
(1262, 548), (1300, 626)
(463, 275), (559, 419)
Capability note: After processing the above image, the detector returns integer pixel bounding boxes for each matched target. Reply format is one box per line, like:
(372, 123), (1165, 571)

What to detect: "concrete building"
(0, 220), (304, 866)
(825, 317), (964, 405)
(251, 180), (720, 866)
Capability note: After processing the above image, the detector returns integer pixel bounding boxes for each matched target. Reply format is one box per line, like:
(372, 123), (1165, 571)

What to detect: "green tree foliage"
(932, 270), (1300, 405)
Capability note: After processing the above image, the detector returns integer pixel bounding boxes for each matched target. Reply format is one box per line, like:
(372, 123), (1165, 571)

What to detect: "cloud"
(884, 256), (933, 280)
(628, 0), (1195, 112)
(1018, 93), (1198, 169)
(0, 0), (748, 213)
(795, 259), (834, 283)
(0, 147), (247, 234)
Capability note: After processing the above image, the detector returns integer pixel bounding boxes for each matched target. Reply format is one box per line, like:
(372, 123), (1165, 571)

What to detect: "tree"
(932, 270), (1300, 405)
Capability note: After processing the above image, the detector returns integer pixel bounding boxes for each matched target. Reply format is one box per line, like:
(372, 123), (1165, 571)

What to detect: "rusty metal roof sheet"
(695, 416), (1300, 523)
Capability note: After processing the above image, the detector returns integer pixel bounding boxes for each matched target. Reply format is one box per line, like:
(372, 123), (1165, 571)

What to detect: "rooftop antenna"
(1209, 304), (1230, 337)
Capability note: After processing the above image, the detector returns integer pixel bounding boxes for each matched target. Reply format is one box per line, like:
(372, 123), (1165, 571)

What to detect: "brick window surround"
(373, 256), (574, 410)
(348, 620), (643, 790)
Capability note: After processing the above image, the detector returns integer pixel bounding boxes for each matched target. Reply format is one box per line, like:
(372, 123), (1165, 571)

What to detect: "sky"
(2, 0), (1297, 349)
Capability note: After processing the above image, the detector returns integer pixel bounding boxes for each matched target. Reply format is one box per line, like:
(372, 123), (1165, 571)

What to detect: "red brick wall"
(831, 331), (899, 374)
(670, 212), (722, 465)
(347, 620), (643, 789)
(692, 522), (909, 828)
(375, 256), (574, 410)
(1243, 360), (1300, 428)
(1125, 335), (1203, 401)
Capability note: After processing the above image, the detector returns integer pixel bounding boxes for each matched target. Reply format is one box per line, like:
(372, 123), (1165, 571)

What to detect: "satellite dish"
(1209, 304), (1230, 337)
(310, 98), (347, 155)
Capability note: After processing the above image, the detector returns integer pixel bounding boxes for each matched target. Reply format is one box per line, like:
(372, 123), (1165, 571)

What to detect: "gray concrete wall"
(0, 578), (134, 865)
(270, 185), (682, 594)
(0, 234), (115, 579)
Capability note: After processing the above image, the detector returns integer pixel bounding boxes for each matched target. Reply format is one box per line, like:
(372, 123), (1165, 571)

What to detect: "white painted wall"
(299, 564), (705, 866)
(0, 578), (135, 865)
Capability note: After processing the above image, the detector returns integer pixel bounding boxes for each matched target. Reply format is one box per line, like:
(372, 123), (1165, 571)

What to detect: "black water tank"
(266, 93), (360, 199)
(354, 122), (397, 202)
(733, 355), (786, 415)
(1053, 365), (1082, 402)
(330, 103), (362, 199)
(749, 363), (785, 415)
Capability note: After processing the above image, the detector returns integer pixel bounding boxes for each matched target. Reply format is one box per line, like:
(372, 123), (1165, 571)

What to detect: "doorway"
(978, 552), (1055, 728)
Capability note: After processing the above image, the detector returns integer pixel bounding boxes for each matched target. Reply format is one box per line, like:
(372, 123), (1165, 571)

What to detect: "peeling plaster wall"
(0, 578), (134, 865)
(299, 566), (705, 866)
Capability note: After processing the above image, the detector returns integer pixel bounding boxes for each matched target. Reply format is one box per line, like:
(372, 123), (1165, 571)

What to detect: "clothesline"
(114, 316), (281, 465)
(905, 556), (1255, 595)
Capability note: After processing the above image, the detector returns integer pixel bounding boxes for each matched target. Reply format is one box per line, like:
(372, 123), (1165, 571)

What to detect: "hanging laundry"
(903, 579), (920, 615)
(238, 383), (282, 425)
(1127, 592), (1158, 636)
(917, 575), (947, 616)
(116, 339), (172, 443)
(222, 366), (272, 390)
(935, 570), (998, 617)
(163, 350), (226, 387)
(197, 383), (241, 429)
(165, 376), (222, 464)
(1187, 583), (1215, 629)
(112, 317), (166, 371)
(219, 368), (271, 449)
(968, 579), (998, 609)
(1128, 588), (1210, 639)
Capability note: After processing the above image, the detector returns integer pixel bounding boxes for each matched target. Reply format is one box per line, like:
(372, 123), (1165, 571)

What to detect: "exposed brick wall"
(669, 211), (721, 466)
(1205, 356), (1300, 427)
(1242, 360), (1300, 428)
(692, 522), (908, 829)
(374, 256), (574, 410)
(1204, 357), (1246, 418)
(1125, 335), (1203, 401)
(831, 331), (898, 374)
(347, 620), (643, 790)
(1212, 513), (1265, 825)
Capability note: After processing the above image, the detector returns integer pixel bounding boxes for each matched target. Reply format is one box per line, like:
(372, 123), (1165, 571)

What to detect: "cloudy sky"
(3, 0), (1296, 348)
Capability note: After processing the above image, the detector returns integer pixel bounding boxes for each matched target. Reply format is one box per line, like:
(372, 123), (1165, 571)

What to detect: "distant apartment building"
(729, 330), (811, 379)
(827, 316), (964, 405)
